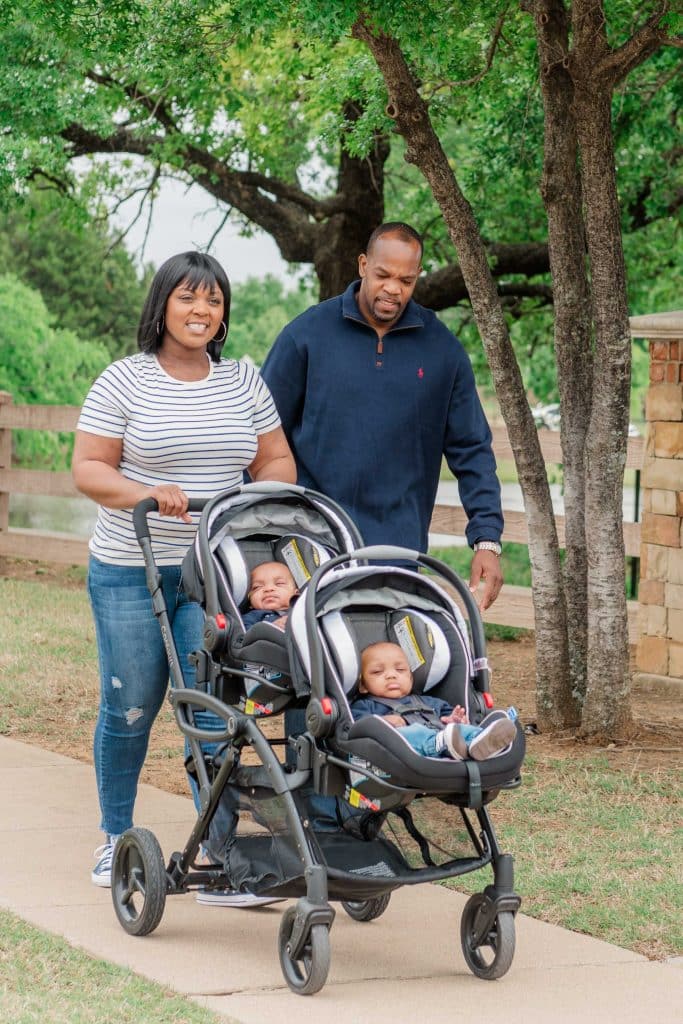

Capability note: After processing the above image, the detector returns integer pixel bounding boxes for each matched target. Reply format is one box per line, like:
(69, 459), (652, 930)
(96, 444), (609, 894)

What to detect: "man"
(261, 222), (503, 609)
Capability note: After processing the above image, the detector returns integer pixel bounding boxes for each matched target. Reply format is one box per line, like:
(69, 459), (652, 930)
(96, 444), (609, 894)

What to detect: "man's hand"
(469, 549), (503, 610)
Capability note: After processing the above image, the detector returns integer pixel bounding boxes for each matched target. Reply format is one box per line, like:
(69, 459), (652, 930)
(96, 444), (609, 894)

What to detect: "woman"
(72, 251), (296, 902)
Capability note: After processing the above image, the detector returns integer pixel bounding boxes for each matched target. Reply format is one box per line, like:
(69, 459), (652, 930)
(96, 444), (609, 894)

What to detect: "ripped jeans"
(88, 556), (229, 837)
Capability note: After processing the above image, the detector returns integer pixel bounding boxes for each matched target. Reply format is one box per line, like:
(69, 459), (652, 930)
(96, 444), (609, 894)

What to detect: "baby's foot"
(468, 717), (516, 761)
(435, 722), (468, 760)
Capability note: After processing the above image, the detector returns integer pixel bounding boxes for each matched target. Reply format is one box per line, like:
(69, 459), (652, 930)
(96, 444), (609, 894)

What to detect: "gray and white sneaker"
(196, 888), (285, 908)
(468, 717), (516, 761)
(91, 834), (120, 888)
(435, 723), (468, 761)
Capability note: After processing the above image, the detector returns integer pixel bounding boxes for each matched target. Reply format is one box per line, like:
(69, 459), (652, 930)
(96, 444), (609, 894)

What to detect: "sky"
(110, 176), (293, 285)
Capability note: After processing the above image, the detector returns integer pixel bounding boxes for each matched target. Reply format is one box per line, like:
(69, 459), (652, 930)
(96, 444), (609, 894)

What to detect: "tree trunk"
(533, 0), (594, 723)
(353, 18), (571, 727)
(314, 105), (389, 299)
(569, 4), (633, 738)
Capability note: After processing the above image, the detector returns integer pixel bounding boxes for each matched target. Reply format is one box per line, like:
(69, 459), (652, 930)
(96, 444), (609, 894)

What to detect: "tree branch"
(83, 68), (352, 219)
(498, 281), (554, 301)
(205, 204), (232, 251)
(26, 168), (72, 196)
(59, 122), (318, 260)
(573, 0), (679, 88)
(415, 242), (551, 308)
(426, 4), (510, 95)
(105, 165), (161, 257)
(85, 69), (180, 135)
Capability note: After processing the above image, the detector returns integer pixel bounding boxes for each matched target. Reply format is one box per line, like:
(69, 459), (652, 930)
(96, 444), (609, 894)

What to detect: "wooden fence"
(0, 391), (642, 641)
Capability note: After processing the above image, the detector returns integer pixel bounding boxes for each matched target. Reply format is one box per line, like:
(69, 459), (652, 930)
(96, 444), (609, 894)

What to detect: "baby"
(242, 561), (299, 631)
(351, 642), (516, 761)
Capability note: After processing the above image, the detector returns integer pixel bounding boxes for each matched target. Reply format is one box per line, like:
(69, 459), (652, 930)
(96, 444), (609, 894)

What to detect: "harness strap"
(371, 695), (443, 729)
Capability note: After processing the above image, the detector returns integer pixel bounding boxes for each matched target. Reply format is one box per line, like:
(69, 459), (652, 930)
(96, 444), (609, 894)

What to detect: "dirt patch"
(2, 556), (682, 791)
(487, 633), (683, 773)
(2, 557), (88, 590)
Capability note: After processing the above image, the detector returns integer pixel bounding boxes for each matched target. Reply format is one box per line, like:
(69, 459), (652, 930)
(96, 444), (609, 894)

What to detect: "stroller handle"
(132, 496), (207, 542)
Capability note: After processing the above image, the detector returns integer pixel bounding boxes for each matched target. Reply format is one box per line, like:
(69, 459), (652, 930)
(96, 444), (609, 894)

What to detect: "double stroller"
(112, 483), (525, 995)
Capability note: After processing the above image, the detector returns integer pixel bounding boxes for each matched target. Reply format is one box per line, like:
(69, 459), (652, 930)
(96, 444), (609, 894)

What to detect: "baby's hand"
(384, 714), (406, 728)
(441, 705), (469, 725)
(274, 614), (288, 630)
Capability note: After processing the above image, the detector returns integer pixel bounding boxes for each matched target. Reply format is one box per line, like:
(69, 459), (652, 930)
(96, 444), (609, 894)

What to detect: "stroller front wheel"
(111, 827), (167, 937)
(278, 905), (331, 995)
(460, 892), (515, 980)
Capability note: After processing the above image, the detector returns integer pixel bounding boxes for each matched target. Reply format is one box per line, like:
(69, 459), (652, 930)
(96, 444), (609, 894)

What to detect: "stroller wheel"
(111, 827), (167, 937)
(341, 893), (391, 922)
(460, 892), (515, 980)
(278, 905), (331, 995)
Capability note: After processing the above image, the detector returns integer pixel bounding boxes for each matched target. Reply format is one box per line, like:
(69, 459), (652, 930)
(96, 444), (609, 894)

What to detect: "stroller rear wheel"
(111, 827), (167, 937)
(278, 905), (331, 995)
(341, 893), (391, 922)
(460, 892), (515, 980)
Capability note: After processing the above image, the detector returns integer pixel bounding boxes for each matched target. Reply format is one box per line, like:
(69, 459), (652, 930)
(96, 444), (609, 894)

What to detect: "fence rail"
(0, 393), (643, 640)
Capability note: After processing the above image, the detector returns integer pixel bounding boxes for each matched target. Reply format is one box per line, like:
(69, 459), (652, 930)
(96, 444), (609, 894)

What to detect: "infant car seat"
(181, 483), (363, 714)
(289, 559), (525, 807)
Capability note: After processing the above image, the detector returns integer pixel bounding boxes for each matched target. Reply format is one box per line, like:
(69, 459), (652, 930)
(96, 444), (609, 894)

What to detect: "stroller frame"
(111, 485), (522, 994)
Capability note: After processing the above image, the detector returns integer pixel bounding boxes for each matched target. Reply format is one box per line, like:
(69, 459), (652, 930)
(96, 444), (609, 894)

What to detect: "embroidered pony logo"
(417, 367), (424, 378)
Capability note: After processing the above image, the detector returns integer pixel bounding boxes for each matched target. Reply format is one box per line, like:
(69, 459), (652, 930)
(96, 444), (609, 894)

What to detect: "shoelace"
(93, 842), (114, 872)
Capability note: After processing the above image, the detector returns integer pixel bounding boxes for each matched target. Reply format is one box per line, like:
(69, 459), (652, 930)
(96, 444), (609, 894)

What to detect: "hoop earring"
(213, 321), (227, 343)
(156, 316), (165, 337)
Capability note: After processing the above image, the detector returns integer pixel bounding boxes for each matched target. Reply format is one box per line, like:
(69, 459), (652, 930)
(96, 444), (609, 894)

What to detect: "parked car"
(531, 402), (640, 436)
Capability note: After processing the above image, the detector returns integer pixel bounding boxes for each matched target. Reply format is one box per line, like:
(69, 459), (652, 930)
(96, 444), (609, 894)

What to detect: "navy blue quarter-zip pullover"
(261, 281), (502, 552)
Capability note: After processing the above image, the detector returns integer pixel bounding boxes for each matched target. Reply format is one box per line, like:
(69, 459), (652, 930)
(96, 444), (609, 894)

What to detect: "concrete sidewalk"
(1, 735), (680, 1024)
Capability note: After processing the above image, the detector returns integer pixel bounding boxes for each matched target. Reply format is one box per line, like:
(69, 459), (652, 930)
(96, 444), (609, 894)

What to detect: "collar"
(341, 280), (425, 333)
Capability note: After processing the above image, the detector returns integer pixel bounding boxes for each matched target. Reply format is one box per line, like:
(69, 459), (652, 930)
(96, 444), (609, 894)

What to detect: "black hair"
(137, 251), (231, 363)
(365, 222), (424, 262)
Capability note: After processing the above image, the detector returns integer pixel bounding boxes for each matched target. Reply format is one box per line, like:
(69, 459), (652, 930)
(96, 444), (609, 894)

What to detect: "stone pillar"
(630, 312), (683, 693)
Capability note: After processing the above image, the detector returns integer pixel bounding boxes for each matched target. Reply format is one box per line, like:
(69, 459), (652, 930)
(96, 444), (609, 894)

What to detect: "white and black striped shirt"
(77, 353), (280, 565)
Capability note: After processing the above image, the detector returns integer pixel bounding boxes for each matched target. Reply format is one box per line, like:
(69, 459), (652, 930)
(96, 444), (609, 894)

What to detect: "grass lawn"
(0, 910), (230, 1024)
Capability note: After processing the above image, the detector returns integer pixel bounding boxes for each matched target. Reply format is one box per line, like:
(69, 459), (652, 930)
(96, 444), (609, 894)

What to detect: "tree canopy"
(0, 273), (109, 466)
(0, 190), (154, 358)
(0, 0), (679, 347)
(226, 275), (314, 366)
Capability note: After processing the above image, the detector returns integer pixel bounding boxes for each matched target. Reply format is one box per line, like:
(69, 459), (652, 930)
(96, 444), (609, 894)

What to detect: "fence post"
(0, 391), (13, 535)
(629, 312), (683, 694)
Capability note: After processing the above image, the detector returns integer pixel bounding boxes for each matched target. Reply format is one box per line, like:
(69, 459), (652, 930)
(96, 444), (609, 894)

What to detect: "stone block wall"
(630, 314), (683, 691)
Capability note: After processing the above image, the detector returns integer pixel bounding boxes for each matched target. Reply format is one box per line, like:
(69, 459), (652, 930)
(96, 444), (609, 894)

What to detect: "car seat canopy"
(182, 489), (359, 618)
(180, 486), (364, 706)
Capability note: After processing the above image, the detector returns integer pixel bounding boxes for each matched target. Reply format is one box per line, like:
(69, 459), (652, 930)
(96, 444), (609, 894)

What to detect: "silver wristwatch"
(474, 540), (502, 556)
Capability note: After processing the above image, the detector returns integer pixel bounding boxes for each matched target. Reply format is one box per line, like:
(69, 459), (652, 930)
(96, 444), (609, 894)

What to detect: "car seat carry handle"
(238, 480), (307, 494)
(192, 482), (364, 618)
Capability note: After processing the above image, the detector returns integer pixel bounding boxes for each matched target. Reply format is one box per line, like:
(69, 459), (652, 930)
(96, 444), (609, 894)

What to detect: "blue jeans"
(88, 557), (230, 837)
(398, 722), (481, 757)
